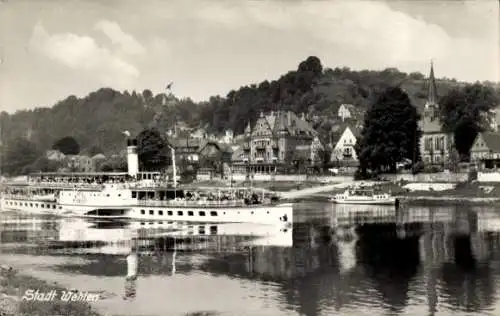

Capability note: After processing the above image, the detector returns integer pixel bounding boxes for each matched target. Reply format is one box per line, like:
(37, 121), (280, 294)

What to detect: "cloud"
(29, 22), (139, 86)
(192, 0), (497, 80)
(94, 20), (145, 55)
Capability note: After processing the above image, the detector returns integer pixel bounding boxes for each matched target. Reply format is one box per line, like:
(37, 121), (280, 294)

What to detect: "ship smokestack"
(126, 138), (139, 177)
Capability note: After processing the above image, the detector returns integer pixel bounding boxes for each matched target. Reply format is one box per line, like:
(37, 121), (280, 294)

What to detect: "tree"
(440, 83), (499, 158)
(52, 136), (80, 155)
(1, 138), (41, 175)
(25, 157), (62, 173)
(355, 87), (421, 177)
(136, 128), (170, 171)
(87, 145), (103, 157)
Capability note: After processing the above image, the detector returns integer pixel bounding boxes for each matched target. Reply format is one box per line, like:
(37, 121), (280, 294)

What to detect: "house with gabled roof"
(338, 104), (363, 122)
(470, 132), (500, 169)
(233, 110), (319, 174)
(329, 123), (361, 166)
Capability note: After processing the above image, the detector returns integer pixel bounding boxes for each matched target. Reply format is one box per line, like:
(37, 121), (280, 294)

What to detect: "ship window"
(141, 210), (145, 215)
(41, 204), (44, 208)
(140, 222), (145, 225)
(149, 210), (154, 215)
(199, 211), (206, 216)
(53, 205), (56, 209)
(59, 206), (62, 209)
(132, 191), (137, 198)
(30, 203), (33, 207)
(188, 211), (194, 216)
(159, 221), (163, 224)
(118, 194), (121, 197)
(251, 211), (254, 214)
(177, 211), (183, 216)
(159, 210), (163, 216)
(167, 211), (173, 216)
(35, 204), (38, 207)
(106, 194), (110, 197)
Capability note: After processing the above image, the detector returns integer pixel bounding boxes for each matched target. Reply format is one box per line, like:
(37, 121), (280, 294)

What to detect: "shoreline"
(395, 195), (500, 206)
(0, 264), (101, 316)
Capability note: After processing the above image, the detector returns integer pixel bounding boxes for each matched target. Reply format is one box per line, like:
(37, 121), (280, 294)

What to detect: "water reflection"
(1, 204), (500, 315)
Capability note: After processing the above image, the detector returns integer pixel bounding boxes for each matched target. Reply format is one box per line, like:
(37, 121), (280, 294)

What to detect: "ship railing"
(23, 182), (105, 190)
(136, 199), (248, 207)
(2, 194), (56, 201)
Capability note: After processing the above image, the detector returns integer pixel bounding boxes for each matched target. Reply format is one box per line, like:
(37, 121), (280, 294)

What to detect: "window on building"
(425, 138), (432, 151)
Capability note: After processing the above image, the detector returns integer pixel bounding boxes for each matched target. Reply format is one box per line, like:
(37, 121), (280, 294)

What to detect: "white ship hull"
(1, 197), (61, 215)
(127, 203), (293, 225)
(331, 198), (396, 206)
(1, 197), (293, 225)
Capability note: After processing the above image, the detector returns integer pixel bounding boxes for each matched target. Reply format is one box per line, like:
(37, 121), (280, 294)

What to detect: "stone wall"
(202, 171), (469, 183)
(382, 172), (469, 183)
(478, 171), (500, 182)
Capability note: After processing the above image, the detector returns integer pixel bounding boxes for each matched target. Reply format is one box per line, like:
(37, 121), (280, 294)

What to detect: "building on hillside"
(338, 104), (362, 122)
(470, 132), (500, 169)
(167, 137), (201, 162)
(419, 62), (454, 167)
(329, 123), (361, 167)
(191, 128), (208, 140)
(219, 129), (234, 144)
(66, 155), (94, 172)
(231, 110), (318, 174)
(486, 105), (500, 132)
(167, 136), (232, 169)
(46, 150), (66, 161)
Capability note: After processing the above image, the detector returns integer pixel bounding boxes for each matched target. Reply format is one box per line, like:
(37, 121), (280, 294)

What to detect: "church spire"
(425, 60), (438, 108)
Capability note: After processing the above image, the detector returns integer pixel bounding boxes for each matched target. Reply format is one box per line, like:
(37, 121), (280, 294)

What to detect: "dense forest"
(1, 56), (499, 172)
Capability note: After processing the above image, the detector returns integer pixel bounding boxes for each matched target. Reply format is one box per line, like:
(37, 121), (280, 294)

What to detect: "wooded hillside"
(1, 56), (498, 159)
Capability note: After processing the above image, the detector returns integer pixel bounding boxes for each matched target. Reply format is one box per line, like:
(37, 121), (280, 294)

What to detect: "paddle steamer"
(1, 138), (292, 225)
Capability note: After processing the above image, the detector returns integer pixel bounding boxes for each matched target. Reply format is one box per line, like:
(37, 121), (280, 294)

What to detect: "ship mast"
(165, 82), (177, 189)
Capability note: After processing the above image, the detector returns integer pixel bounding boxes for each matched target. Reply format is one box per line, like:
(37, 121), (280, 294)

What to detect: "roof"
(249, 110), (317, 137)
(28, 172), (129, 177)
(329, 122), (361, 146)
(339, 104), (363, 118)
(480, 132), (500, 152)
(91, 153), (106, 160)
(426, 61), (439, 107)
(167, 137), (202, 148)
(231, 146), (245, 161)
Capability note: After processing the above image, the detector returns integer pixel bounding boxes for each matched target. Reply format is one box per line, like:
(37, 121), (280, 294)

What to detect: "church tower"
(423, 61), (439, 119)
(420, 61), (452, 166)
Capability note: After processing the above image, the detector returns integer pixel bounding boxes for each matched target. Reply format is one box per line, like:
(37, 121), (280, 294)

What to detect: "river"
(1, 202), (500, 316)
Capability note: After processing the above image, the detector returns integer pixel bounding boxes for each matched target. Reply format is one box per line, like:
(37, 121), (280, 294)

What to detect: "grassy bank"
(0, 265), (101, 316)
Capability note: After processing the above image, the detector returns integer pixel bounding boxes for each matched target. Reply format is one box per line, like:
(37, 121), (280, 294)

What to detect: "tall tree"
(52, 136), (80, 155)
(136, 128), (170, 171)
(355, 87), (421, 176)
(440, 83), (499, 158)
(1, 138), (41, 175)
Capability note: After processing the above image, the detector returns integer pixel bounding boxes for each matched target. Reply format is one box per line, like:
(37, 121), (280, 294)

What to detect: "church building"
(419, 62), (454, 166)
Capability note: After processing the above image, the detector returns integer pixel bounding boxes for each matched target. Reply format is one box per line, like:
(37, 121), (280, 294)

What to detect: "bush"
(411, 161), (424, 174)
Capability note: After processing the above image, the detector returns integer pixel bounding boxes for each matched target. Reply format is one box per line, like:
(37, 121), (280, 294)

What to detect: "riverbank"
(271, 179), (500, 205)
(0, 264), (101, 316)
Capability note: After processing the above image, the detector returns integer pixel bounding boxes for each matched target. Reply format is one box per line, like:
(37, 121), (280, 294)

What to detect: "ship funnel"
(126, 138), (139, 177)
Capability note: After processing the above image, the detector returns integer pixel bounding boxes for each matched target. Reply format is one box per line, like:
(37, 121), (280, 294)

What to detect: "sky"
(0, 0), (498, 113)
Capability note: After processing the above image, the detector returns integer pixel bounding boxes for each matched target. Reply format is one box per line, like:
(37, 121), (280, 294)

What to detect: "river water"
(1, 202), (500, 316)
